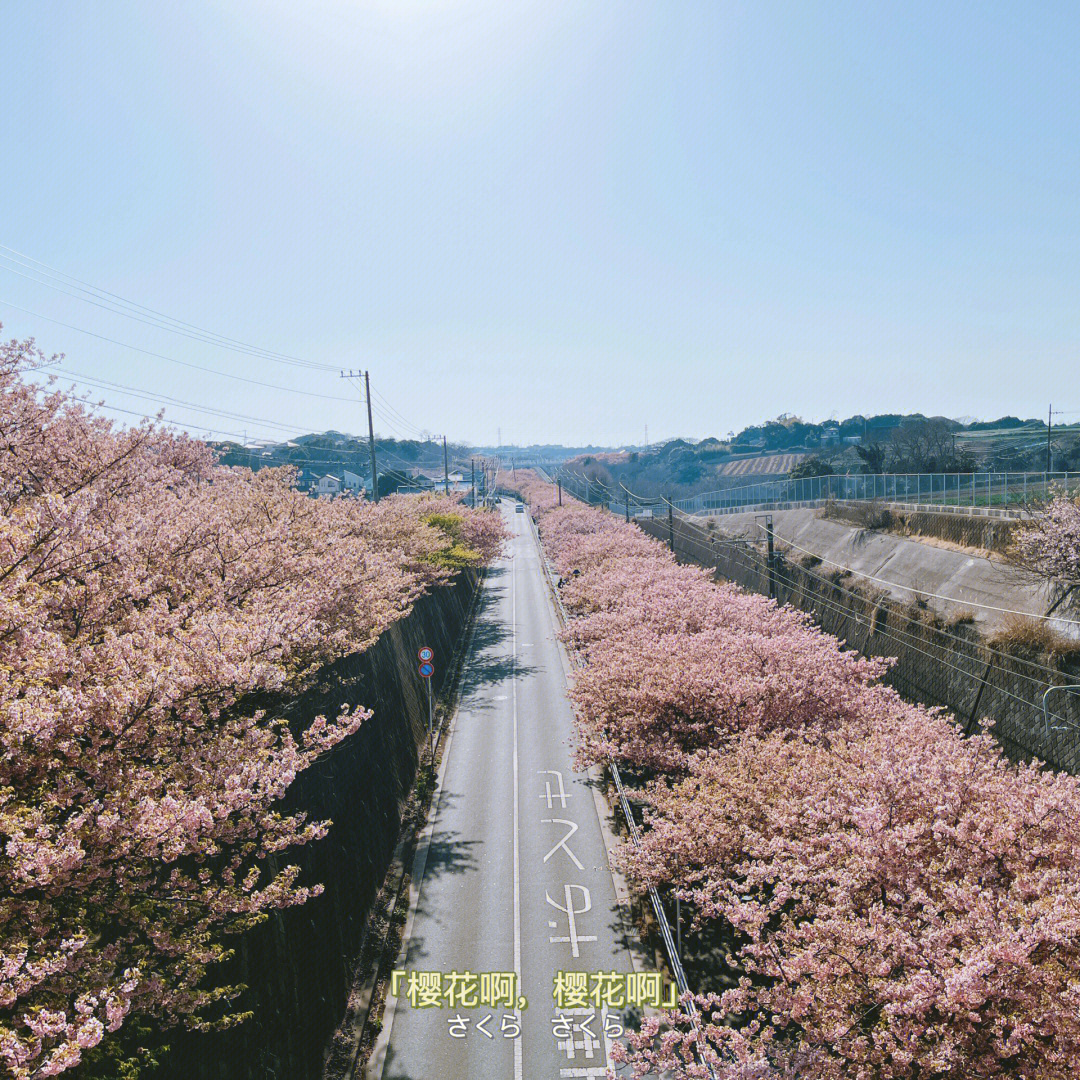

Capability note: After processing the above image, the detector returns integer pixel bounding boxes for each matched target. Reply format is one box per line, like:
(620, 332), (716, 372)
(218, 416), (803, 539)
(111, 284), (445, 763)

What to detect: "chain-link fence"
(670, 471), (1080, 517)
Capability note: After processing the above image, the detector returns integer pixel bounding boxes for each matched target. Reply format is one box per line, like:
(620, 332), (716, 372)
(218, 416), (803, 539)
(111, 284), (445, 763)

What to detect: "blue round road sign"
(418, 661), (435, 678)
(418, 646), (434, 663)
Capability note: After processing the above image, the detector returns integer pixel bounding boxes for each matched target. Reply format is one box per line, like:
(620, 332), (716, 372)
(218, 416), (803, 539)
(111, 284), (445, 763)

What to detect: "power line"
(51, 368), (318, 437)
(0, 299), (345, 400)
(369, 400), (426, 442)
(65, 397), (250, 442)
(370, 385), (428, 437)
(31, 378), (444, 488)
(0, 246), (336, 370)
(5, 298), (458, 462)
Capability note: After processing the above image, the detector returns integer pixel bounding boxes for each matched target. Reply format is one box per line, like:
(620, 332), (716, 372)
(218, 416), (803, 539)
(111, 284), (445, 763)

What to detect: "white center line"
(512, 522), (523, 1080)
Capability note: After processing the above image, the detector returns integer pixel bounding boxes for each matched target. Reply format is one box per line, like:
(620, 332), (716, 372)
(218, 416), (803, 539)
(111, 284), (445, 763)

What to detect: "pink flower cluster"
(1011, 493), (1080, 582)
(0, 334), (503, 1077)
(508, 471), (1080, 1080)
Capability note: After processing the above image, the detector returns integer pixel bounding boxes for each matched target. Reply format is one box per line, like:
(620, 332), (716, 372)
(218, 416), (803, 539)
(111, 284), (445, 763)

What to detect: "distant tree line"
(210, 434), (473, 494)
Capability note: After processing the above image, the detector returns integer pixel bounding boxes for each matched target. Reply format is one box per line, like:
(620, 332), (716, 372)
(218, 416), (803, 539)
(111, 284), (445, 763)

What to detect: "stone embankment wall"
(821, 501), (1019, 553)
(158, 572), (479, 1080)
(639, 517), (1080, 774)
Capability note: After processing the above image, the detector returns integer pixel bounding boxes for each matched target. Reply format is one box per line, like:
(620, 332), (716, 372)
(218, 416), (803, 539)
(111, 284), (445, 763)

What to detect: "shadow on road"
(458, 583), (537, 693)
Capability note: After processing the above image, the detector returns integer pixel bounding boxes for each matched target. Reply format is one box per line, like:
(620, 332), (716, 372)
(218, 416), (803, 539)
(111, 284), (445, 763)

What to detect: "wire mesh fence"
(670, 471), (1080, 517)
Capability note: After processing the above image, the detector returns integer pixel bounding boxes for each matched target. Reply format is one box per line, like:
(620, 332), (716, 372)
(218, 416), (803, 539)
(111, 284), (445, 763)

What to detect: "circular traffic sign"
(418, 661), (435, 678)
(418, 646), (434, 663)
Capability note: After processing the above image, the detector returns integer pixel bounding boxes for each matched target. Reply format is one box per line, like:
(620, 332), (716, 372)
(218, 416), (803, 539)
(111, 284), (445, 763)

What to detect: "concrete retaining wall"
(820, 503), (1019, 553)
(678, 507), (1080, 636)
(156, 572), (479, 1080)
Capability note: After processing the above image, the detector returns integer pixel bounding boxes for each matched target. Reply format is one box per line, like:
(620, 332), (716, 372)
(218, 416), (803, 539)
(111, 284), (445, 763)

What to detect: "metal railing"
(671, 471), (1080, 517)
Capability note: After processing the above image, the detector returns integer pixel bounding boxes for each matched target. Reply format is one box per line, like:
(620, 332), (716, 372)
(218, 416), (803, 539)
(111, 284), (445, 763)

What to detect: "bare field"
(720, 452), (806, 476)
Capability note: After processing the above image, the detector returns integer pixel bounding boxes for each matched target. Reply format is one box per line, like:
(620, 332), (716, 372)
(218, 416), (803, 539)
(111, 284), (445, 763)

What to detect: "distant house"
(342, 470), (366, 493)
(820, 425), (841, 446)
(409, 468), (469, 495)
(294, 469), (371, 498)
(316, 474), (343, 497)
(434, 471), (469, 495)
(294, 468), (318, 493)
(843, 435), (863, 445)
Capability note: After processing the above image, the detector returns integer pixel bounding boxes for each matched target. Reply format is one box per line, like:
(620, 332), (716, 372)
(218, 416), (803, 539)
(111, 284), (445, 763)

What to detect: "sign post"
(418, 648), (435, 784)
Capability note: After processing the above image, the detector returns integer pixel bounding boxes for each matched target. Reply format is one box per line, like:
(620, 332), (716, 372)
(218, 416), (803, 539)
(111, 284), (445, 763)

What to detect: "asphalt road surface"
(368, 500), (639, 1080)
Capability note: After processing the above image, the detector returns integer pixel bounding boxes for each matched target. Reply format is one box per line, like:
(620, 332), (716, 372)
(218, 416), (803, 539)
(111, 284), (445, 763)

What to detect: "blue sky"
(1, 1), (1077, 446)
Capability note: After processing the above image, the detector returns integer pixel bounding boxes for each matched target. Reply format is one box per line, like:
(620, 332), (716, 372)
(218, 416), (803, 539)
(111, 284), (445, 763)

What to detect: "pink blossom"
(0, 333), (505, 1075)
(508, 470), (1080, 1079)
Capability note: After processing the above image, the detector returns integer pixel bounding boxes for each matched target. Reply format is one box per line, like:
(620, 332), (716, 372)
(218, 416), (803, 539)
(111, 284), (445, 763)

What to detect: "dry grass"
(988, 612), (1080, 659)
(942, 607), (977, 627)
(821, 498), (893, 531)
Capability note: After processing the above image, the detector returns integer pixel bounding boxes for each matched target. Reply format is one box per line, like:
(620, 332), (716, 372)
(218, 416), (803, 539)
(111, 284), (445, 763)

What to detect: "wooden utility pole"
(471, 458), (476, 507)
(340, 369), (379, 501)
(765, 514), (776, 599)
(365, 371), (378, 502)
(1048, 404), (1053, 473)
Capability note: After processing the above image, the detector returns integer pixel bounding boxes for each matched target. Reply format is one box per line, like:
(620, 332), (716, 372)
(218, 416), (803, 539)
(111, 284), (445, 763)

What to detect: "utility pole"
(557, 477), (562, 506)
(340, 369), (379, 502)
(667, 497), (674, 552)
(1048, 403), (1053, 473)
(443, 435), (449, 494)
(764, 514), (776, 599)
(471, 458), (476, 507)
(365, 371), (378, 502)
(625, 488), (630, 522)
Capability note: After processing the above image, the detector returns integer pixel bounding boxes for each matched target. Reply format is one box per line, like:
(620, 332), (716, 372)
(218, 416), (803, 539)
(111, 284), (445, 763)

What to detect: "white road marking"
(555, 1009), (618, 1078)
(512, 526), (523, 1080)
(546, 885), (597, 957)
(541, 818), (584, 870)
(538, 768), (571, 809)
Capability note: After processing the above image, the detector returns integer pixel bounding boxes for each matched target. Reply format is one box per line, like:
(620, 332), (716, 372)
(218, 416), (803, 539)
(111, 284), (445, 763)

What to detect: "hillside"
(563, 413), (1080, 502)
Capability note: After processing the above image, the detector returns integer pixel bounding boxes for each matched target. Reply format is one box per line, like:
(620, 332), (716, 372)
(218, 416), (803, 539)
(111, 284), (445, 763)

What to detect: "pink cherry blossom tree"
(1010, 492), (1080, 582)
(506, 469), (1080, 1080)
(0, 334), (503, 1077)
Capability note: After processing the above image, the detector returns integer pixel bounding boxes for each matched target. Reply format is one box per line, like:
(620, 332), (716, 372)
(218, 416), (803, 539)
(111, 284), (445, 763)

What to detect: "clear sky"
(2, 1), (1078, 447)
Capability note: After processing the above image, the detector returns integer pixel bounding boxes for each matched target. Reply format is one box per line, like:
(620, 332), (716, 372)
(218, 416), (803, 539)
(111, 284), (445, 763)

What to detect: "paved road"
(369, 501), (638, 1080)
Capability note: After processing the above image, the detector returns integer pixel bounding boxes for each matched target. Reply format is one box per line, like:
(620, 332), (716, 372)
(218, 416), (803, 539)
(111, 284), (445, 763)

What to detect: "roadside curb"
(335, 567), (487, 1080)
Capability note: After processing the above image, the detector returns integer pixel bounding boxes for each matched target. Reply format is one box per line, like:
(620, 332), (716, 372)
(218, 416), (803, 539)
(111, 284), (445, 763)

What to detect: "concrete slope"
(368, 502), (638, 1080)
(705, 508), (1079, 635)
